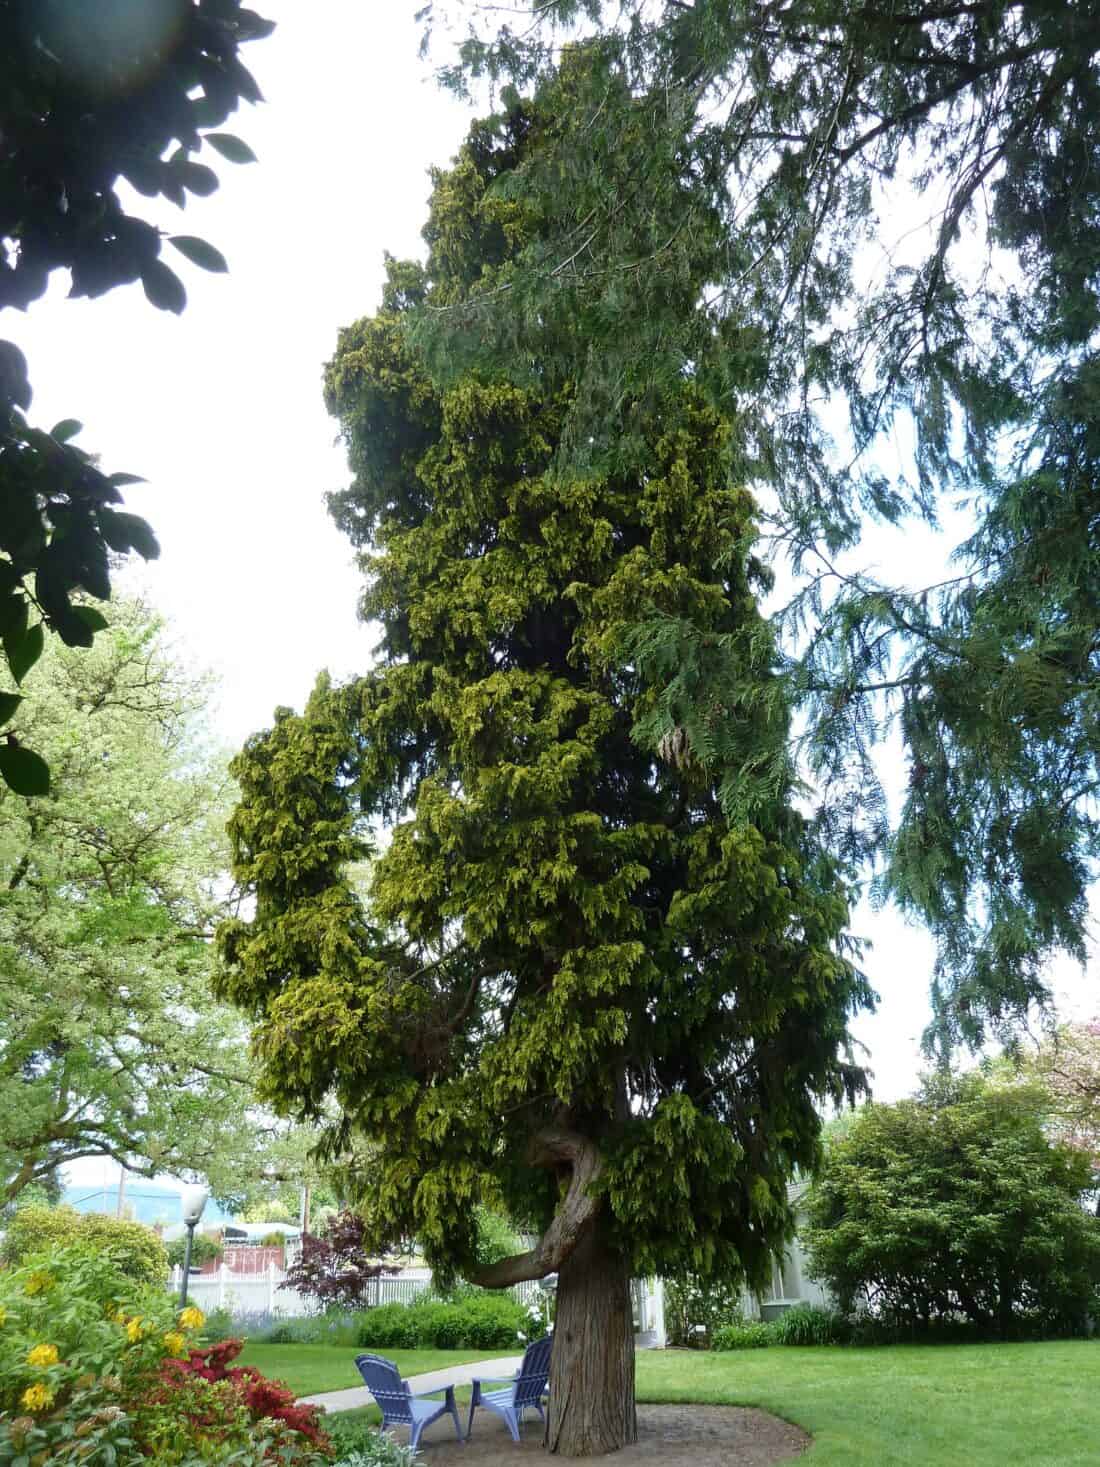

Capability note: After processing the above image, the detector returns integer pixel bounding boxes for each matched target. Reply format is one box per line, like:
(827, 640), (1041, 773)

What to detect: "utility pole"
(115, 1162), (127, 1219)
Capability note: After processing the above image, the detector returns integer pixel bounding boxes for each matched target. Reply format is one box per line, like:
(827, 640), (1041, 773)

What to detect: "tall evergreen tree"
(415, 1), (1100, 1048)
(218, 102), (869, 1456)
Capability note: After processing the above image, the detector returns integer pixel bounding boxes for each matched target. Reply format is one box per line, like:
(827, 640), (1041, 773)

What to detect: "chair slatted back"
(514, 1335), (553, 1409)
(355, 1354), (413, 1423)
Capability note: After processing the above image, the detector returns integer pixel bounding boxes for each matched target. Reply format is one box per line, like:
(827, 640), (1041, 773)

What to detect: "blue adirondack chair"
(353, 1353), (464, 1449)
(466, 1335), (553, 1443)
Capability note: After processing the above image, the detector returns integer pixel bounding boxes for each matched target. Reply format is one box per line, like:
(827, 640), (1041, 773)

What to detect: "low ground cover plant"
(328, 1416), (422, 1467)
(254, 1311), (365, 1348)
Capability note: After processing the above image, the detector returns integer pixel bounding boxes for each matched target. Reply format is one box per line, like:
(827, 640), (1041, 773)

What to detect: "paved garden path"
(300, 1354), (524, 1414)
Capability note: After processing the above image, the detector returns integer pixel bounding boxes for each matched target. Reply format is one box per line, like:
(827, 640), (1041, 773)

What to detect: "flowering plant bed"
(0, 1244), (333, 1464)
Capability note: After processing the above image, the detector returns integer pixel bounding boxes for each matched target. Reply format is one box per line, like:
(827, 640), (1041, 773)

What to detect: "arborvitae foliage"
(415, 3), (1100, 1050)
(219, 100), (869, 1455)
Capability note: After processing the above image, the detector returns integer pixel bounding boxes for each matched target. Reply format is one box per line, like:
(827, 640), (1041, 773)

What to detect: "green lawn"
(636, 1341), (1100, 1467)
(251, 1340), (1100, 1464)
(237, 1345), (510, 1399)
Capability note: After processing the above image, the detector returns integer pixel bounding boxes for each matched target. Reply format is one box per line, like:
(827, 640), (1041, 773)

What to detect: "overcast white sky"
(10, 0), (1093, 1185)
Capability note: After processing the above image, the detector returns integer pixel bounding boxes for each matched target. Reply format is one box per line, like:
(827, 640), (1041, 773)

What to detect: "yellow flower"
(125, 1317), (145, 1343)
(162, 1330), (187, 1356)
(26, 1343), (59, 1368)
(20, 1383), (54, 1413)
(178, 1306), (205, 1331)
(23, 1271), (54, 1297)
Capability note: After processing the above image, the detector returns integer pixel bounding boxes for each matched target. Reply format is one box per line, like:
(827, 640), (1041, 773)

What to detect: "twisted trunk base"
(546, 1226), (636, 1456)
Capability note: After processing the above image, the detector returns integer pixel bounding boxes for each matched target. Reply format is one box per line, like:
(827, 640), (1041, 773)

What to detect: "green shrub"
(712, 1320), (776, 1350)
(771, 1304), (850, 1346)
(356, 1293), (527, 1350)
(0, 1205), (167, 1285)
(805, 1074), (1100, 1339)
(473, 1208), (521, 1270)
(356, 1302), (422, 1350)
(0, 1244), (202, 1464)
(165, 1231), (223, 1270)
(202, 1305), (238, 1342)
(663, 1276), (745, 1348)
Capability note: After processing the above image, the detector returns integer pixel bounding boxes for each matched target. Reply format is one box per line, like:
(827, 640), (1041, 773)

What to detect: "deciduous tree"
(218, 103), (869, 1456)
(0, 598), (267, 1203)
(0, 0), (273, 790)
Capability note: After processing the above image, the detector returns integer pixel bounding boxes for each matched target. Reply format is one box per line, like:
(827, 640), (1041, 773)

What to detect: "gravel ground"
(388, 1402), (810, 1465)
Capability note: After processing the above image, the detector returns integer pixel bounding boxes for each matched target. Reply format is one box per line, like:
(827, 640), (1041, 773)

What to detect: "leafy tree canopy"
(805, 1071), (1100, 1338)
(990, 1018), (1100, 1179)
(218, 98), (869, 1453)
(414, 1), (1100, 1051)
(0, 0), (272, 791)
(0, 597), (275, 1204)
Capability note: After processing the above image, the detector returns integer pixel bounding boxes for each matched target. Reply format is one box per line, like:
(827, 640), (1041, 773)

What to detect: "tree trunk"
(546, 1224), (637, 1456)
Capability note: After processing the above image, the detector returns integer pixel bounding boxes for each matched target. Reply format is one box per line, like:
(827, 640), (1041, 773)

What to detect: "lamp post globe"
(178, 1184), (210, 1309)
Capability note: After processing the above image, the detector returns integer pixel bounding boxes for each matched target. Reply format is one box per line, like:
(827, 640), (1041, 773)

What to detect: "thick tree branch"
(471, 1128), (603, 1287)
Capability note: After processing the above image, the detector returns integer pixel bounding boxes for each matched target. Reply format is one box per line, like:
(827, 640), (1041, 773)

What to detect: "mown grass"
(636, 1340), (1100, 1466)
(237, 1344), (509, 1399)
(251, 1338), (1100, 1463)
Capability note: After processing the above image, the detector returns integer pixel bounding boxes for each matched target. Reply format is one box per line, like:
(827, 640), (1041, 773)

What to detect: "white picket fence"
(167, 1264), (547, 1319)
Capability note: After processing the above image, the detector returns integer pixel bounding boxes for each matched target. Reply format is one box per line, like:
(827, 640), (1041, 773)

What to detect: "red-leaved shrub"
(156, 1339), (332, 1456)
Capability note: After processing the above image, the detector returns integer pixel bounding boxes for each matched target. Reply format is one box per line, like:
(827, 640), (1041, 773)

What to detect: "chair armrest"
(470, 1376), (517, 1388)
(410, 1384), (457, 1402)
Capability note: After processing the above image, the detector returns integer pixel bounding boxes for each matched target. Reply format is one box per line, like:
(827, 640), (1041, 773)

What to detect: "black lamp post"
(178, 1183), (210, 1309)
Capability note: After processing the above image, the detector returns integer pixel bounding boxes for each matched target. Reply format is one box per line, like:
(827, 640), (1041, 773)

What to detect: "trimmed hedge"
(356, 1294), (527, 1350)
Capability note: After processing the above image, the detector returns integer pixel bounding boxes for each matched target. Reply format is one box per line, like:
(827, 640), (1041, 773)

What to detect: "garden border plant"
(0, 1243), (335, 1464)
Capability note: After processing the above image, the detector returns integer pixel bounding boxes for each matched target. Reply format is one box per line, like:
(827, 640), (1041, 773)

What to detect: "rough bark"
(546, 1223), (637, 1457)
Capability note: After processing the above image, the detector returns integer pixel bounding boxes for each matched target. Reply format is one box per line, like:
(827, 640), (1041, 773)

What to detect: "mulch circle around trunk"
(396, 1402), (810, 1464)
